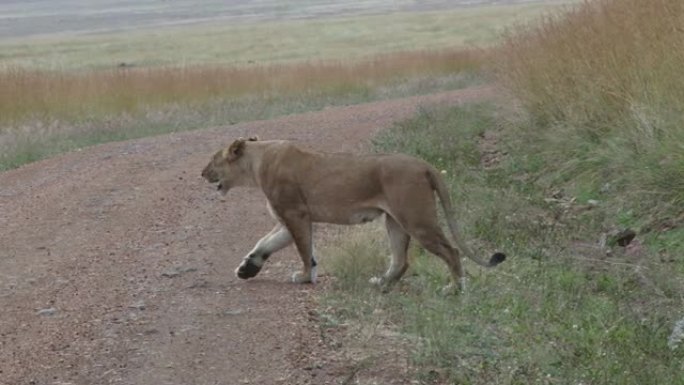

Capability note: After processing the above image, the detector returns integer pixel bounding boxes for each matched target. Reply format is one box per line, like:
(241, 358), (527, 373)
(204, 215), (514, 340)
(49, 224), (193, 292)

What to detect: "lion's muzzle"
(201, 164), (227, 193)
(201, 164), (219, 183)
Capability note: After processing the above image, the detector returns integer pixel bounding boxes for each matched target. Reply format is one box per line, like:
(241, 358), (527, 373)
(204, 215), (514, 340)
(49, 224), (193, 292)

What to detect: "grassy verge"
(318, 104), (684, 384)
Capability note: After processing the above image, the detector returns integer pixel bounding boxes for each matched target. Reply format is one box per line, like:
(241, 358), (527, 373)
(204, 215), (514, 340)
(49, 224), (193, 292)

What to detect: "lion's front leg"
(235, 224), (293, 279)
(293, 253), (318, 284)
(279, 210), (317, 284)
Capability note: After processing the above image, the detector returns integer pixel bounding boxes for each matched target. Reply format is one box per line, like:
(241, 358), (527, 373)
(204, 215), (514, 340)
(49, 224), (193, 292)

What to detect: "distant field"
(0, 1), (569, 70)
(1, 0), (567, 39)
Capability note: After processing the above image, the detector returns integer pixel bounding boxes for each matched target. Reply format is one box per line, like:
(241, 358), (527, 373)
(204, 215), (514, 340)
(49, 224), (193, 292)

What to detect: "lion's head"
(201, 136), (258, 194)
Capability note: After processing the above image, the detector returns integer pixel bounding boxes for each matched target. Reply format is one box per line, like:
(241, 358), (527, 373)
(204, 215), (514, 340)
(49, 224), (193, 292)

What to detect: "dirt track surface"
(0, 86), (492, 385)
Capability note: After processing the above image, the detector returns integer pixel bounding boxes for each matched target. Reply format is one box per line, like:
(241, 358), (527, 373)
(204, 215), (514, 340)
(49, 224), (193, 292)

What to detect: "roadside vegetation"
(319, 0), (684, 383)
(495, 0), (684, 223)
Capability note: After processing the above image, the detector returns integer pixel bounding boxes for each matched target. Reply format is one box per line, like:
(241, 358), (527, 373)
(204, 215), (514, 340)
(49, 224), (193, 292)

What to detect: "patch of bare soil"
(478, 129), (507, 170)
(0, 86), (494, 385)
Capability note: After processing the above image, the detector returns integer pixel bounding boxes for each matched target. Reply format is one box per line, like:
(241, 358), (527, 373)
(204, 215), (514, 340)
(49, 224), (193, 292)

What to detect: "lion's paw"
(311, 265), (317, 284)
(235, 258), (262, 280)
(369, 276), (384, 286)
(291, 267), (317, 284)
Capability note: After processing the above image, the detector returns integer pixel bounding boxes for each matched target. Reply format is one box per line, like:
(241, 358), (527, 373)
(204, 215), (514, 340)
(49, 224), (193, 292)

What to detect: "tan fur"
(201, 137), (505, 291)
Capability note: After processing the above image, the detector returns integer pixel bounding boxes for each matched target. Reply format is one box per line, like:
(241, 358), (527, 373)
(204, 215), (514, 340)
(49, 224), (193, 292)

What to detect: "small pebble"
(161, 268), (181, 278)
(37, 307), (57, 316)
(129, 301), (146, 310)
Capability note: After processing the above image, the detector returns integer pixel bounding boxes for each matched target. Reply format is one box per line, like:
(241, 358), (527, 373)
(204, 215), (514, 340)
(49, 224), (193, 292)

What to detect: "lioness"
(201, 137), (505, 292)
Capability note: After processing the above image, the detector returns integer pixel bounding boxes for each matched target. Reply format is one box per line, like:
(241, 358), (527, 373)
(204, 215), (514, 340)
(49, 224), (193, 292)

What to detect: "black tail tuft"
(489, 252), (506, 266)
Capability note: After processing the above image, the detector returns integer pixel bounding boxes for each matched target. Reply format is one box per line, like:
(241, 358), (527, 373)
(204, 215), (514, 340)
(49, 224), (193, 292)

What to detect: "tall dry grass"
(495, 0), (684, 216)
(0, 49), (482, 127)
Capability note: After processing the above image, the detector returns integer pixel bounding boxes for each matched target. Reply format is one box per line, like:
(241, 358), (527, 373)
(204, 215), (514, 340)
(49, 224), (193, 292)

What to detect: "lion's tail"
(427, 167), (506, 268)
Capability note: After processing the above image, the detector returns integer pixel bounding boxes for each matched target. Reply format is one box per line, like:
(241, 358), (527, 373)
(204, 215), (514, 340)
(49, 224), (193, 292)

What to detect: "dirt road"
(0, 86), (492, 385)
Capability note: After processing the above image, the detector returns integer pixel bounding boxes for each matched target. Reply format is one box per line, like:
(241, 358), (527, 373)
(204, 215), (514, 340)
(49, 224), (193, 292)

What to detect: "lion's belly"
(310, 206), (384, 225)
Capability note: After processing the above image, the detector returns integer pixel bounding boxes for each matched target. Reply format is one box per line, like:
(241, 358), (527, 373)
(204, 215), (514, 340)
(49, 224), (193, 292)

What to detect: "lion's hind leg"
(235, 224), (293, 279)
(370, 215), (410, 291)
(410, 227), (466, 294)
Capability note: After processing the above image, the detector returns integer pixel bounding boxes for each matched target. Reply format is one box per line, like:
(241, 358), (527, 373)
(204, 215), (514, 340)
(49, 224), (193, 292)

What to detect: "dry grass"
(494, 0), (684, 217)
(497, 0), (684, 128)
(0, 49), (483, 127)
(0, 49), (483, 170)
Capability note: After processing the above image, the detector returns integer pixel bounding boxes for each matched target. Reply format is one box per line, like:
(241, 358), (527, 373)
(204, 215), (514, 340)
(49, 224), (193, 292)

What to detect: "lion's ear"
(247, 136), (259, 142)
(224, 138), (246, 161)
